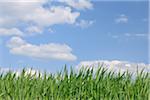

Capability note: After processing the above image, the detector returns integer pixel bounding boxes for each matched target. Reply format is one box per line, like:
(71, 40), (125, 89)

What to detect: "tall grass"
(0, 66), (149, 100)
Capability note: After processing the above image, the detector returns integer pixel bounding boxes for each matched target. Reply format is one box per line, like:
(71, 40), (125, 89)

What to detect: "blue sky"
(0, 0), (149, 73)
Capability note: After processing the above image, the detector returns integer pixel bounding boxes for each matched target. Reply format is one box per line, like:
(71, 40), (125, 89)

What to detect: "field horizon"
(0, 65), (149, 99)
(0, 0), (149, 99)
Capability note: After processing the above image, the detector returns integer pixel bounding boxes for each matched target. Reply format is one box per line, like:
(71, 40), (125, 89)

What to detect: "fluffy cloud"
(7, 37), (77, 61)
(23, 6), (80, 27)
(25, 26), (42, 35)
(75, 20), (94, 28)
(0, 1), (80, 27)
(59, 0), (93, 10)
(0, 0), (82, 37)
(0, 28), (24, 36)
(77, 60), (150, 74)
(115, 14), (128, 24)
(0, 0), (45, 27)
(0, 0), (94, 37)
(0, 0), (94, 62)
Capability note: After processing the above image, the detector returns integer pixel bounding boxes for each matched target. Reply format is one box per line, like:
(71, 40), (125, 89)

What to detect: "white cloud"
(25, 26), (42, 35)
(0, 1), (80, 28)
(7, 36), (26, 48)
(75, 20), (94, 28)
(77, 60), (150, 74)
(23, 6), (80, 27)
(7, 37), (77, 61)
(115, 14), (128, 24)
(0, 0), (94, 37)
(0, 0), (44, 27)
(0, 28), (24, 36)
(59, 0), (93, 10)
(0, 0), (82, 37)
(0, 0), (47, 3)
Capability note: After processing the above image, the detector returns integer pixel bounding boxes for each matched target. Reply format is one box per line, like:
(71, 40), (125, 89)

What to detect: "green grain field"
(0, 66), (149, 100)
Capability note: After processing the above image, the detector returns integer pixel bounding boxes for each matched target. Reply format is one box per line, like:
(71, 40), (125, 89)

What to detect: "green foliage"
(0, 66), (149, 100)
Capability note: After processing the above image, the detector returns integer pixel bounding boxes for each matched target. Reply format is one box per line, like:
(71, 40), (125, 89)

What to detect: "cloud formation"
(0, 0), (93, 37)
(0, 1), (80, 27)
(0, 0), (89, 37)
(0, 28), (24, 36)
(25, 26), (43, 35)
(7, 37), (77, 61)
(59, 0), (93, 10)
(77, 60), (150, 74)
(0, 0), (94, 61)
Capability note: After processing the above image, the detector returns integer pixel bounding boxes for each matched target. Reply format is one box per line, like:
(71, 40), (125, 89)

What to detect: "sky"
(0, 0), (149, 73)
